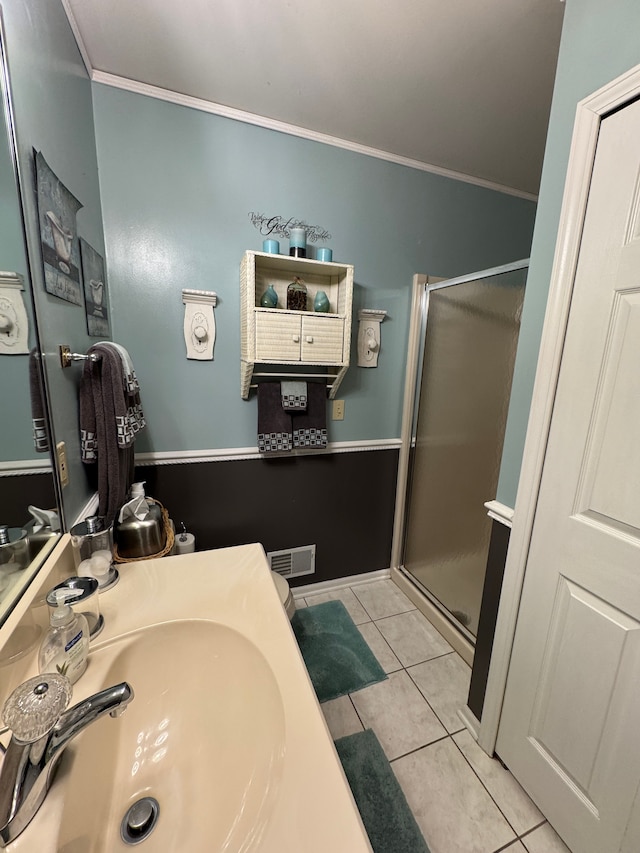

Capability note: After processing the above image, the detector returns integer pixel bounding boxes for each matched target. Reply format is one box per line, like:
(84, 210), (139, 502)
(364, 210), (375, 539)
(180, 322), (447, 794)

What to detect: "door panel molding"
(479, 60), (640, 756)
(530, 577), (640, 796)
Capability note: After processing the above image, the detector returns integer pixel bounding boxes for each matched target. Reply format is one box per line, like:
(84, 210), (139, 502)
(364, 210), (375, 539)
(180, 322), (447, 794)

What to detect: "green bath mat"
(292, 600), (387, 702)
(335, 728), (430, 853)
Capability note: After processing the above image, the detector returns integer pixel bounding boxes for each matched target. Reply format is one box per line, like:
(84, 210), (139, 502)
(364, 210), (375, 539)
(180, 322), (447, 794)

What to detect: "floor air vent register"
(267, 545), (316, 579)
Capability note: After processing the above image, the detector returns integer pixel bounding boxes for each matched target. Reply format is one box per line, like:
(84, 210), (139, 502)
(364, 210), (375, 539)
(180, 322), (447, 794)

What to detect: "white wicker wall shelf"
(240, 251), (354, 399)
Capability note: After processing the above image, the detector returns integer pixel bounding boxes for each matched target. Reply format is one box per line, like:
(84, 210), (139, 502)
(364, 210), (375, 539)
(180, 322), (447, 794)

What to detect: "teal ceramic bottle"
(260, 285), (278, 308)
(314, 290), (330, 313)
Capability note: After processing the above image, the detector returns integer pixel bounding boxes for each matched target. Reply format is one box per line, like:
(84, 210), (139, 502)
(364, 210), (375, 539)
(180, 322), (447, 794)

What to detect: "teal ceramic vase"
(314, 290), (330, 313)
(260, 285), (278, 308)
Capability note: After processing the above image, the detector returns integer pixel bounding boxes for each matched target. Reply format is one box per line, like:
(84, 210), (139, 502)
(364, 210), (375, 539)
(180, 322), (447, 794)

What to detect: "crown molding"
(91, 71), (537, 202)
(60, 0), (93, 77)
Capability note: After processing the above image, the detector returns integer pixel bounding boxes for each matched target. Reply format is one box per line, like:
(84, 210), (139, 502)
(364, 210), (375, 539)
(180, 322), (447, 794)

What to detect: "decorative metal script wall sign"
(249, 213), (331, 244)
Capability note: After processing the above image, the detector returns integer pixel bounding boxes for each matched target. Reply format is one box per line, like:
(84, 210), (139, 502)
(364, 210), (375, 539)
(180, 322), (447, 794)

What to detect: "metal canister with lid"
(0, 525), (29, 571)
(70, 515), (112, 566)
(114, 503), (164, 558)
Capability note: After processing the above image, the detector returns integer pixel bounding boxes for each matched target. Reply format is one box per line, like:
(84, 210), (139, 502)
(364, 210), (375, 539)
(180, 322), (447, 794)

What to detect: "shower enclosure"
(397, 261), (527, 642)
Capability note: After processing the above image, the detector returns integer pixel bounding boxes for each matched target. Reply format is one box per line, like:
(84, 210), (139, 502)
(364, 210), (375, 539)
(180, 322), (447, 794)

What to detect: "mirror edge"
(0, 3), (63, 626)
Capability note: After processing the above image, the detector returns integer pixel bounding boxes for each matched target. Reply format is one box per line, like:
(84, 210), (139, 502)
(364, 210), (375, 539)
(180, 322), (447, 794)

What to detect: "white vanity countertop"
(1, 539), (372, 852)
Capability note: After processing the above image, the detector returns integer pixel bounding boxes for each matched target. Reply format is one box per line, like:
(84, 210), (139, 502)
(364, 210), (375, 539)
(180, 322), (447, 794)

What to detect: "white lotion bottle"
(38, 589), (90, 684)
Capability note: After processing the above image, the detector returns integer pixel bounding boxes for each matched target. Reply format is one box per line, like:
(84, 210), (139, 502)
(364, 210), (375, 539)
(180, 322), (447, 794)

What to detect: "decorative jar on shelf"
(286, 277), (307, 311)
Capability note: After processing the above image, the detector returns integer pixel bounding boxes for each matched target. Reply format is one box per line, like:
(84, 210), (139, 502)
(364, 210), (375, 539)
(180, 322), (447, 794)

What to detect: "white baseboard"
(457, 705), (481, 742)
(292, 568), (390, 598)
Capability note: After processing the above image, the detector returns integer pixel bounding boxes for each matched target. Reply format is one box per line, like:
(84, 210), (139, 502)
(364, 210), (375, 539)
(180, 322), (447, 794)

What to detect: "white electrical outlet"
(332, 399), (345, 420)
(56, 441), (69, 488)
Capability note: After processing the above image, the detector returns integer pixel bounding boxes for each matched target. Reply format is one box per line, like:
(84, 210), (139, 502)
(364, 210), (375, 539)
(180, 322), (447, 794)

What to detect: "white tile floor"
(297, 578), (571, 853)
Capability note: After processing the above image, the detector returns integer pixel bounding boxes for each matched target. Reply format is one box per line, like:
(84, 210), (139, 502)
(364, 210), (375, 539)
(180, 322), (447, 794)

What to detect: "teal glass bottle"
(260, 284), (278, 308)
(314, 290), (330, 313)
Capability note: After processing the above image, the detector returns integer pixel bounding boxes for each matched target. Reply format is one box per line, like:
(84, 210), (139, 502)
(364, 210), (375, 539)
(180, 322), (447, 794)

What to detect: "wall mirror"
(0, 0), (107, 629)
(0, 16), (61, 629)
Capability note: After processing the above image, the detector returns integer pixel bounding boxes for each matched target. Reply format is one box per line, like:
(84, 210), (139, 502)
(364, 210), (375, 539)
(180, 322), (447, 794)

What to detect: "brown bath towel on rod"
(79, 343), (145, 524)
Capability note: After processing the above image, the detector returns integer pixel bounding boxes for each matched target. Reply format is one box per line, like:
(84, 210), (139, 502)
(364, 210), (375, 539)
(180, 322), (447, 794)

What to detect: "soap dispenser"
(39, 588), (90, 684)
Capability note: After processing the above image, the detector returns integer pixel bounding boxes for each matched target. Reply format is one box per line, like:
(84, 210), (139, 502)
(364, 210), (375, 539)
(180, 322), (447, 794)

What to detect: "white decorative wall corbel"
(357, 309), (387, 367)
(0, 272), (29, 355)
(182, 289), (218, 360)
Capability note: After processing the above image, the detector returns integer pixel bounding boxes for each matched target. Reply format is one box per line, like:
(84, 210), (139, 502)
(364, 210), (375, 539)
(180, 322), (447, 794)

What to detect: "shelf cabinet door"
(254, 311), (302, 361)
(300, 315), (345, 364)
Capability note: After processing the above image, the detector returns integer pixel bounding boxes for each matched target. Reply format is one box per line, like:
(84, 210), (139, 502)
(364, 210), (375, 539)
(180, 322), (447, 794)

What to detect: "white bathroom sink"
(54, 620), (285, 852)
(1, 540), (372, 853)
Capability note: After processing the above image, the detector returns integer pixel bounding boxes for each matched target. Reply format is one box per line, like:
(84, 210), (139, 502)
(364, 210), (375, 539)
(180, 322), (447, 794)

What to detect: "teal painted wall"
(2, 0), (106, 524)
(0, 93), (35, 462)
(92, 84), (537, 453)
(497, 0), (640, 507)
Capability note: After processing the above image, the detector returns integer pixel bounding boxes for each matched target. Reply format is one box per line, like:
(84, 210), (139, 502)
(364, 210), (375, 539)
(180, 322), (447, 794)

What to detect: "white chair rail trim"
(484, 500), (514, 528)
(134, 438), (401, 466)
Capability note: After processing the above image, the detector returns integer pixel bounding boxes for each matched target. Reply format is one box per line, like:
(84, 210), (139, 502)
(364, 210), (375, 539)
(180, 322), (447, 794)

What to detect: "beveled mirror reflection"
(0, 0), (111, 632)
(0, 10), (60, 628)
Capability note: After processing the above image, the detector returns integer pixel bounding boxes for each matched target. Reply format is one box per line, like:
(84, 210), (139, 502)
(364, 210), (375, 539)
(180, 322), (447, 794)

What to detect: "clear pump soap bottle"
(38, 589), (90, 684)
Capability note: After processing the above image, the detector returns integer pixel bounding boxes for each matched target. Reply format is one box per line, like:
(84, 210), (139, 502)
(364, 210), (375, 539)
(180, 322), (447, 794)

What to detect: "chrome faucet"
(0, 676), (134, 846)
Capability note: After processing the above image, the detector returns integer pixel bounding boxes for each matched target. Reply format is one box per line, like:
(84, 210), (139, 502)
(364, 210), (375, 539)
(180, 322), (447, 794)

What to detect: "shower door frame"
(391, 259), (529, 665)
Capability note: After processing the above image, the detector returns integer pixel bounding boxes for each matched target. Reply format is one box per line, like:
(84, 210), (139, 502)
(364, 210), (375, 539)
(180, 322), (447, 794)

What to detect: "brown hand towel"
(99, 341), (146, 441)
(292, 382), (328, 449)
(258, 382), (292, 452)
(29, 348), (50, 452)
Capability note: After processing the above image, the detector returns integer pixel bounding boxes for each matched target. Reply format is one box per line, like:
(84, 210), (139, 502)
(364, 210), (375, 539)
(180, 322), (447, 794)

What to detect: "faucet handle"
(2, 674), (72, 743)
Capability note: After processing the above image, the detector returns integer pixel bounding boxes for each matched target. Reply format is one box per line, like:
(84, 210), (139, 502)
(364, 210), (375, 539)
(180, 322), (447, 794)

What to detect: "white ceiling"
(63, 0), (565, 199)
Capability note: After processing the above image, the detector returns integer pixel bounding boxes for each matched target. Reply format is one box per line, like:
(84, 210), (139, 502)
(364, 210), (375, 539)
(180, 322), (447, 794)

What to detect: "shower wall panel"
(403, 266), (526, 638)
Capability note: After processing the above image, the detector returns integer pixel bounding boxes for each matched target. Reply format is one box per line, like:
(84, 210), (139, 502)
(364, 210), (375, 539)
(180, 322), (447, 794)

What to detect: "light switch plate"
(56, 441), (69, 488)
(332, 400), (345, 420)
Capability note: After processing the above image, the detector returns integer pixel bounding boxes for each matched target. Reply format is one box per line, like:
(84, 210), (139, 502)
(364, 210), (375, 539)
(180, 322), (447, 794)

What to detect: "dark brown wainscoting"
(0, 473), (57, 527)
(135, 448), (399, 587)
(467, 518), (512, 720)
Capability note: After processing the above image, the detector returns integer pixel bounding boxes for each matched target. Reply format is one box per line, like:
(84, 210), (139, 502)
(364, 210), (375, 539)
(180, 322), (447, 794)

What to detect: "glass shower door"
(402, 264), (526, 639)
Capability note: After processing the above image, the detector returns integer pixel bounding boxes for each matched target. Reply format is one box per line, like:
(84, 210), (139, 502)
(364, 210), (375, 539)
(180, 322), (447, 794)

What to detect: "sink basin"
(54, 620), (285, 852)
(1, 542), (371, 853)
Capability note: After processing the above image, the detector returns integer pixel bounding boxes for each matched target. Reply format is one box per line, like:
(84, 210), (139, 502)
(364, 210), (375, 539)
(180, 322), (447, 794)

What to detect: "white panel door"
(496, 98), (640, 853)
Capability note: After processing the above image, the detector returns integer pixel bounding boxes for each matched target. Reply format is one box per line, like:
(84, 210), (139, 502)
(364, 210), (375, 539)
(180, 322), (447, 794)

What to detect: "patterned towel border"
(281, 380), (308, 412)
(258, 431), (293, 453)
(282, 392), (308, 410)
(293, 427), (327, 449)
